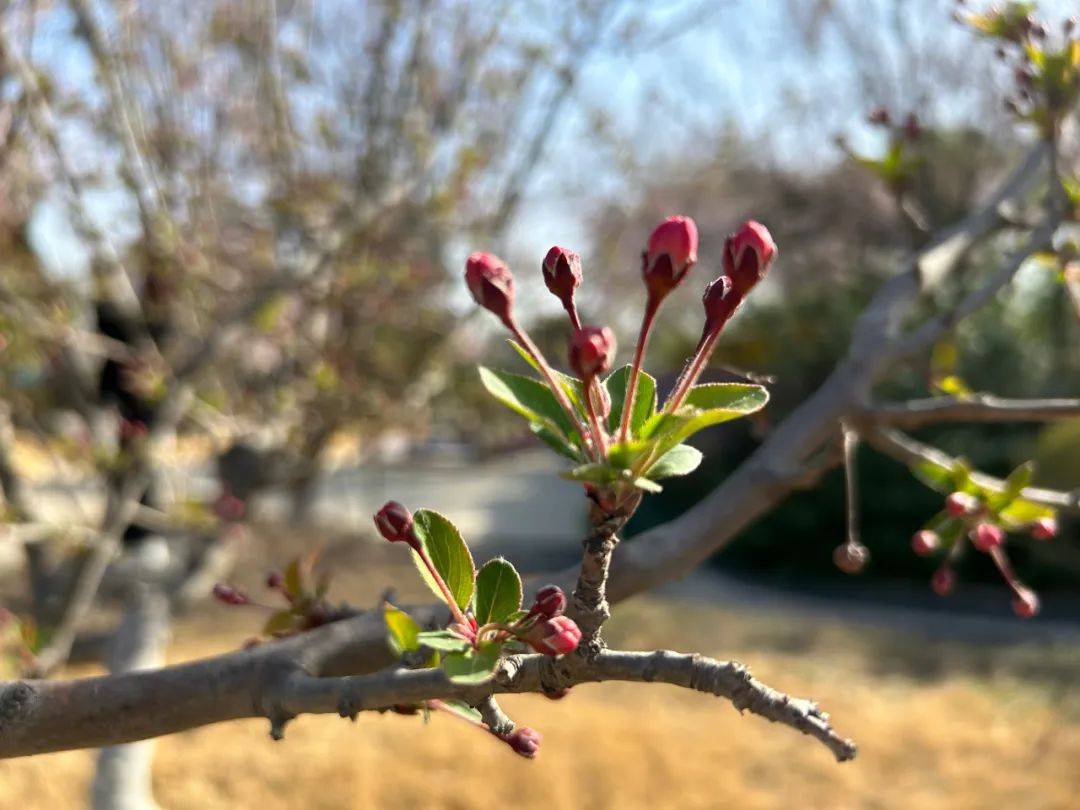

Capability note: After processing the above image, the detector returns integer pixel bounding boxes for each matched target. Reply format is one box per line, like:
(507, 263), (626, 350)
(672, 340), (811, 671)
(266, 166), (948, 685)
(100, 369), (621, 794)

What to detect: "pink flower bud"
(1011, 587), (1040, 619)
(1031, 517), (1057, 541)
(266, 571), (284, 590)
(642, 216), (698, 300)
(945, 491), (980, 518)
(568, 326), (616, 381)
(833, 542), (869, 574)
(702, 275), (739, 337)
(722, 220), (777, 297)
(867, 106), (891, 126)
(524, 615), (582, 656)
(931, 565), (956, 596)
(542, 246), (582, 313)
(971, 523), (1005, 552)
(911, 530), (940, 557)
(214, 492), (246, 522)
(373, 500), (417, 547)
(503, 726), (542, 758)
(212, 583), (249, 606)
(529, 584), (567, 619)
(465, 252), (515, 327)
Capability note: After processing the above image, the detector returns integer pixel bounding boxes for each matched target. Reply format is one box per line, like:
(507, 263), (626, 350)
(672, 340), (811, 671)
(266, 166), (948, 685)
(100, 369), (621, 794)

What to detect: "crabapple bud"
(971, 522), (1005, 552)
(723, 220), (777, 297)
(373, 501), (417, 547)
(931, 565), (956, 596)
(867, 106), (891, 126)
(642, 216), (698, 301)
(266, 571), (284, 590)
(1030, 517), (1057, 541)
(524, 615), (582, 656)
(911, 530), (940, 557)
(212, 583), (249, 606)
(569, 326), (616, 381)
(702, 274), (739, 337)
(833, 542), (869, 574)
(945, 491), (980, 518)
(465, 252), (515, 327)
(1011, 587), (1040, 619)
(542, 246), (582, 313)
(529, 584), (567, 619)
(504, 727), (542, 758)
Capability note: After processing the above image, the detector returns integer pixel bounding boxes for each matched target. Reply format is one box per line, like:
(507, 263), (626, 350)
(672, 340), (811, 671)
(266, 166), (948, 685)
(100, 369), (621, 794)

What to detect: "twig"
(865, 395), (1080, 429)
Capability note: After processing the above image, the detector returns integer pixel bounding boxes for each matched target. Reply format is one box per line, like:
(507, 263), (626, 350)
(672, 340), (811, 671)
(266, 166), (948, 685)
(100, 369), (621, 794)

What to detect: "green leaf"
(384, 603), (421, 656)
(507, 340), (586, 412)
(441, 643), (501, 684)
(911, 459), (955, 493)
(410, 510), (475, 611)
(999, 498), (1055, 526)
(263, 610), (297, 636)
(633, 477), (663, 493)
(529, 423), (583, 461)
(437, 699), (483, 724)
(646, 444), (703, 479)
(478, 367), (581, 447)
(1003, 462), (1033, 499)
(474, 557), (522, 626)
(561, 463), (627, 485)
(416, 630), (473, 653)
(605, 365), (657, 437)
(641, 383), (769, 449)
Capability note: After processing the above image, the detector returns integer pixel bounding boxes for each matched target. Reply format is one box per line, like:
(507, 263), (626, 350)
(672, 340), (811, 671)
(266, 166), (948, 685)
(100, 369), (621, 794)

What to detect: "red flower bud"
(971, 522), (1005, 552)
(524, 615), (581, 656)
(911, 530), (940, 557)
(529, 584), (567, 619)
(1011, 587), (1040, 619)
(542, 246), (582, 313)
(503, 726), (542, 758)
(212, 583), (249, 606)
(1030, 517), (1057, 541)
(722, 220), (777, 297)
(945, 491), (980, 518)
(465, 252), (515, 327)
(867, 106), (891, 126)
(833, 541), (869, 574)
(642, 216), (698, 300)
(266, 571), (284, 590)
(702, 275), (738, 337)
(568, 326), (616, 381)
(373, 501), (417, 547)
(214, 492), (246, 522)
(931, 565), (956, 597)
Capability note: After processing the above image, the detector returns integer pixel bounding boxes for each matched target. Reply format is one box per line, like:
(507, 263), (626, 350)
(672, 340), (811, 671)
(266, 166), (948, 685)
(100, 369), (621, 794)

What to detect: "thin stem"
(618, 297), (660, 444)
(663, 331), (714, 415)
(508, 319), (592, 454)
(842, 423), (860, 546)
(583, 379), (609, 458)
(565, 302), (582, 331)
(415, 546), (468, 627)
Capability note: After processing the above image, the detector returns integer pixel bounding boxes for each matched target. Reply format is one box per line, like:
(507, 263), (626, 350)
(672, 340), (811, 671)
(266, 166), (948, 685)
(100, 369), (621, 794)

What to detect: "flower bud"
(529, 584), (567, 619)
(931, 565), (956, 596)
(503, 726), (542, 758)
(465, 252), (515, 327)
(944, 491), (980, 518)
(971, 522), (1005, 552)
(214, 492), (246, 522)
(373, 501), (417, 547)
(867, 106), (891, 126)
(542, 246), (582, 313)
(911, 530), (940, 557)
(1030, 517), (1057, 541)
(723, 220), (777, 297)
(832, 541), (869, 574)
(524, 615), (581, 656)
(642, 216), (698, 301)
(1011, 587), (1040, 619)
(568, 326), (616, 381)
(702, 274), (738, 337)
(266, 571), (284, 590)
(212, 583), (249, 606)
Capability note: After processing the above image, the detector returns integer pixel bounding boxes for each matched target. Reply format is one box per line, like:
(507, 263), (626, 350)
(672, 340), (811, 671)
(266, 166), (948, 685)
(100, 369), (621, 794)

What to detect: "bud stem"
(583, 383), (609, 459)
(414, 545), (469, 626)
(565, 301), (582, 331)
(618, 297), (660, 444)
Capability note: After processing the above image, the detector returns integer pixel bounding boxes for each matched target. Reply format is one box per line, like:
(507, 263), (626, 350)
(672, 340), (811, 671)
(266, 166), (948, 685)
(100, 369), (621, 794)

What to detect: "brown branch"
(866, 395), (1080, 429)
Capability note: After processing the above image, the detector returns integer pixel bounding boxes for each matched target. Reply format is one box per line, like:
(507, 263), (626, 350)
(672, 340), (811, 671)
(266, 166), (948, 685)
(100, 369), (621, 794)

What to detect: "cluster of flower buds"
(910, 490), (1058, 618)
(463, 214), (776, 463)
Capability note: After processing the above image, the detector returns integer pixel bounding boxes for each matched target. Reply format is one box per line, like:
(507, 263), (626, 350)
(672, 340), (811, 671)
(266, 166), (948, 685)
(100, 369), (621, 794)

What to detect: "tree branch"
(866, 395), (1080, 429)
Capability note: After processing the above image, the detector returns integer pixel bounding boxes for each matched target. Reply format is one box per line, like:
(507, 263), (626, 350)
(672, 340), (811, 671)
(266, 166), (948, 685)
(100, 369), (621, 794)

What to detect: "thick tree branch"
(866, 395), (1080, 429)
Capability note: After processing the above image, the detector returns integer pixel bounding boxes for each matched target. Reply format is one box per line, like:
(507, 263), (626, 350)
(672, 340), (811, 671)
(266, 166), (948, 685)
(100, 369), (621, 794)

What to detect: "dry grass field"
(3, 581), (1079, 810)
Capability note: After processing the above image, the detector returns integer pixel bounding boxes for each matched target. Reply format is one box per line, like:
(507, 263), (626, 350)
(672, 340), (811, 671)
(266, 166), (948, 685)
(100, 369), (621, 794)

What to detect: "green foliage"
(384, 604), (421, 656)
(410, 510), (475, 611)
(605, 365), (656, 436)
(478, 367), (584, 455)
(474, 558), (523, 626)
(646, 444), (704, 479)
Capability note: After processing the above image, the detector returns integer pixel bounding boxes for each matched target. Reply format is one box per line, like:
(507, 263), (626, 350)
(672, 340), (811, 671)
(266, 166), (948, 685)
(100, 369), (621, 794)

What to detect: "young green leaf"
(999, 498), (1055, 526)
(507, 340), (586, 412)
(530, 423), (583, 461)
(478, 367), (582, 447)
(411, 510), (475, 611)
(641, 383), (768, 449)
(561, 463), (627, 485)
(633, 477), (663, 493)
(441, 643), (501, 684)
(605, 365), (656, 437)
(416, 630), (474, 653)
(384, 603), (422, 656)
(263, 610), (297, 636)
(474, 558), (523, 626)
(646, 444), (703, 479)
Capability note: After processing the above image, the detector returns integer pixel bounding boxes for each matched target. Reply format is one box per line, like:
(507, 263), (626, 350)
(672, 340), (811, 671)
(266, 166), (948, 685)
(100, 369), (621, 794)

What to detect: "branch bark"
(866, 395), (1080, 428)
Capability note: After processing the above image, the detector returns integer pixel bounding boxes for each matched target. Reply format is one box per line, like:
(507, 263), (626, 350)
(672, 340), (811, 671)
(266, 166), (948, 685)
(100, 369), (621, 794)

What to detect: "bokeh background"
(1, 1), (1078, 807)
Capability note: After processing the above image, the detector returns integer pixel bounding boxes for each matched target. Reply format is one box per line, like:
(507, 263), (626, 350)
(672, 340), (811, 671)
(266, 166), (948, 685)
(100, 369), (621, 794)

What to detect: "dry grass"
(3, 590), (1079, 810)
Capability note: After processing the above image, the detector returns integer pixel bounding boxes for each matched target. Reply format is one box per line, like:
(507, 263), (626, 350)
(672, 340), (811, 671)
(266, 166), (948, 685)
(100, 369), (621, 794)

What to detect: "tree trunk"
(90, 584), (171, 810)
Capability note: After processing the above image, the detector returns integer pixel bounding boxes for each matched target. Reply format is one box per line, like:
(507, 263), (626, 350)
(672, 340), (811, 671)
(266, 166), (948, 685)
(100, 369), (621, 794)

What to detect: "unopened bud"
(503, 726), (542, 758)
(642, 216), (698, 301)
(523, 615), (582, 656)
(1011, 587), (1040, 618)
(1030, 517), (1057, 541)
(702, 275), (739, 337)
(723, 220), (777, 297)
(542, 246), (582, 314)
(945, 491), (980, 518)
(529, 584), (567, 619)
(568, 326), (616, 381)
(465, 252), (515, 327)
(373, 501), (417, 547)
(833, 541), (869, 574)
(971, 522), (1005, 552)
(931, 565), (956, 596)
(212, 583), (249, 606)
(867, 106), (891, 126)
(214, 492), (246, 522)
(266, 571), (284, 590)
(911, 530), (940, 557)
